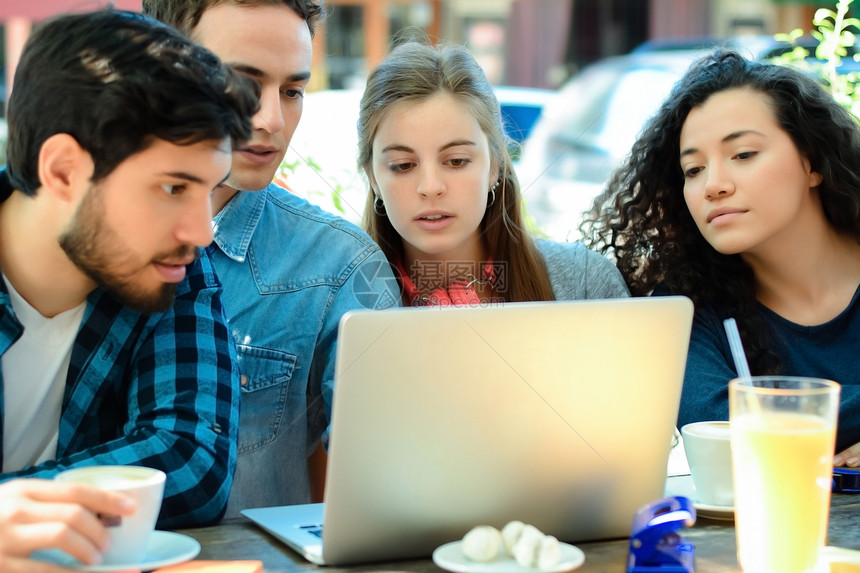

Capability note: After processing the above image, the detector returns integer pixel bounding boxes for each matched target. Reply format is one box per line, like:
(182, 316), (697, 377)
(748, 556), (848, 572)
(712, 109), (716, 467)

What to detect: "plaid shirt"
(0, 252), (241, 528)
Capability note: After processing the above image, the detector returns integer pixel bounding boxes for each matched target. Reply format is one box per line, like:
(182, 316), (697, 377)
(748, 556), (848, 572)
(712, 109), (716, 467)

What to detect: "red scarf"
(396, 259), (496, 306)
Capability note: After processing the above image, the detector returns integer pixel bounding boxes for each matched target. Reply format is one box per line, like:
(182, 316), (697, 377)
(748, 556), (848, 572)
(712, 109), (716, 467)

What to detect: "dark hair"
(581, 50), (860, 373)
(142, 0), (324, 38)
(358, 41), (555, 302)
(6, 9), (259, 196)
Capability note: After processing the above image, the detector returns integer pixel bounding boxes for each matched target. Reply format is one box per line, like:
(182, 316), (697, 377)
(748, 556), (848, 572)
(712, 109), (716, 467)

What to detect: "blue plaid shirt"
(0, 177), (240, 527)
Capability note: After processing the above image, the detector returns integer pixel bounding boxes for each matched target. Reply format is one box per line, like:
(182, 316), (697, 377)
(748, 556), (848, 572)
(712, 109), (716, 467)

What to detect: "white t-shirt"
(2, 274), (85, 471)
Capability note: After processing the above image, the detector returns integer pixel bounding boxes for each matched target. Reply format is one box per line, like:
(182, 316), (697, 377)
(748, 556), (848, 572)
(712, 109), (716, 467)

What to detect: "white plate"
(664, 475), (735, 521)
(432, 540), (585, 573)
(31, 530), (200, 571)
(693, 501), (735, 521)
(822, 546), (860, 568)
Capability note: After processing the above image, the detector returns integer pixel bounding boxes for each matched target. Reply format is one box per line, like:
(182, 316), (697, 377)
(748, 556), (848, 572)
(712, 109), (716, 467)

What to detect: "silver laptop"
(242, 296), (693, 566)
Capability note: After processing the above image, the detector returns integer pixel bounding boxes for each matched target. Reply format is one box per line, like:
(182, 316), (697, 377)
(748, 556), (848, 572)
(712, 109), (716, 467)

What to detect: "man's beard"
(59, 184), (195, 314)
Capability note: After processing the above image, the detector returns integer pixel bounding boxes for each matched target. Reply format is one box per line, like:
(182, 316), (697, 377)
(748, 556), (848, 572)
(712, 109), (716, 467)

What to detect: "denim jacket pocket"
(235, 345), (297, 454)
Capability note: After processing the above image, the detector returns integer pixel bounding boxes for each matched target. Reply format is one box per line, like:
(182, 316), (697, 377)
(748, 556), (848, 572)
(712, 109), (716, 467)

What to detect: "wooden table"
(176, 494), (860, 572)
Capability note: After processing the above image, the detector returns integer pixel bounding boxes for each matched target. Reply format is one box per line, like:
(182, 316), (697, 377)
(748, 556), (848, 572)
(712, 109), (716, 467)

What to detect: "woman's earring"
(487, 180), (500, 207)
(373, 195), (386, 216)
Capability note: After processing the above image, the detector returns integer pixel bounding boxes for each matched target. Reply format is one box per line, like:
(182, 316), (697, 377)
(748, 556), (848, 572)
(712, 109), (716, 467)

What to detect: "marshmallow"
(461, 525), (502, 563)
(538, 535), (561, 569)
(512, 523), (544, 567)
(501, 520), (525, 555)
(501, 521), (562, 568)
(460, 521), (562, 568)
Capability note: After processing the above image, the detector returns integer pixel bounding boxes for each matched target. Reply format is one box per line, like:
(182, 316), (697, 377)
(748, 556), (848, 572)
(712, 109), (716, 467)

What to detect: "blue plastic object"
(833, 467), (860, 493)
(627, 496), (696, 573)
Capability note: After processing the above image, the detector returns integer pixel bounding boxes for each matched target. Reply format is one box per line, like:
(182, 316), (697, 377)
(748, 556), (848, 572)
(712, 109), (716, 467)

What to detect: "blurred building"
(0, 0), (141, 110)
(0, 0), (852, 105)
(314, 0), (841, 91)
(313, 0), (580, 90)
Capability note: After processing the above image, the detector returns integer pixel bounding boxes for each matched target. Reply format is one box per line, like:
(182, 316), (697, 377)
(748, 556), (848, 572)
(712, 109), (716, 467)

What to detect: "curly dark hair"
(142, 0), (324, 38)
(581, 50), (860, 374)
(6, 9), (258, 196)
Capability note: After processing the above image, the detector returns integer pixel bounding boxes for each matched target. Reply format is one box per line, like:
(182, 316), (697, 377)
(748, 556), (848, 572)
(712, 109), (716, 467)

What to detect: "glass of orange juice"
(729, 376), (840, 573)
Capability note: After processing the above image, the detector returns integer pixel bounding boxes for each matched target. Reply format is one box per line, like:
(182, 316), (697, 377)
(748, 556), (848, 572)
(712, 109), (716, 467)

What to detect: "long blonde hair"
(358, 41), (554, 302)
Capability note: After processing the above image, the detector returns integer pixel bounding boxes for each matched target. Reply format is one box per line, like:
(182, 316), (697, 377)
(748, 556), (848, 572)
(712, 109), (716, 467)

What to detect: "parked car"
(282, 86), (556, 225)
(495, 85), (557, 146)
(633, 33), (860, 72)
(519, 33), (860, 242)
(632, 34), (800, 58)
(517, 50), (705, 241)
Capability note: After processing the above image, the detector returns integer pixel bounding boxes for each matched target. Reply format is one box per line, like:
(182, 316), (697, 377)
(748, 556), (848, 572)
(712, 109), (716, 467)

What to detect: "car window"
(546, 63), (682, 159)
(597, 67), (683, 157)
(545, 64), (621, 149)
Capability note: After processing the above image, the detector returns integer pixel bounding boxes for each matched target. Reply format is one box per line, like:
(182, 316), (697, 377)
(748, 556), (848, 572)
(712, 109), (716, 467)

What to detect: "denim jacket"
(208, 184), (399, 516)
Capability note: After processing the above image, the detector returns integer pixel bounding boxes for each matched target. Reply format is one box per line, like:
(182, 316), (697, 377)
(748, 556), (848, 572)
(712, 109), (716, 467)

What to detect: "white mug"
(681, 421), (733, 507)
(55, 465), (166, 565)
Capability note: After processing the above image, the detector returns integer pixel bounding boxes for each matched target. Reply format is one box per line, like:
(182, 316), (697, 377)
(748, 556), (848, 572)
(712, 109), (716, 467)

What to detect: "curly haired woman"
(582, 50), (860, 464)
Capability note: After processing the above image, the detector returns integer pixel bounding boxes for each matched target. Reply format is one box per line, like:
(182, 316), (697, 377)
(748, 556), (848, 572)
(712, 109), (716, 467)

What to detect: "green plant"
(275, 156), (348, 217)
(771, 0), (860, 116)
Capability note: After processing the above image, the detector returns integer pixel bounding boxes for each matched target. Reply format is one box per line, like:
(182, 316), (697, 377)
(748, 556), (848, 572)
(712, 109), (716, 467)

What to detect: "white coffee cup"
(680, 421), (733, 507)
(55, 465), (166, 565)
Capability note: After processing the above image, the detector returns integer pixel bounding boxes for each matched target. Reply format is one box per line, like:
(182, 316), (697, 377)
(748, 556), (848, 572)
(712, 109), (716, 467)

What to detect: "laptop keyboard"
(300, 524), (323, 538)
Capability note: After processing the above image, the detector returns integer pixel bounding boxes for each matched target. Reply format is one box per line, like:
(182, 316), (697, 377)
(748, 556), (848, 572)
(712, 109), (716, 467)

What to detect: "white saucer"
(822, 545), (860, 567)
(693, 501), (735, 521)
(664, 475), (735, 521)
(432, 539), (585, 573)
(31, 530), (200, 571)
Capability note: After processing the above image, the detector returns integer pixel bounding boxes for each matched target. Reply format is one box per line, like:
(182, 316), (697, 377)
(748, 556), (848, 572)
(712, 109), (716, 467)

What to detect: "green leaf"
(813, 8), (838, 27)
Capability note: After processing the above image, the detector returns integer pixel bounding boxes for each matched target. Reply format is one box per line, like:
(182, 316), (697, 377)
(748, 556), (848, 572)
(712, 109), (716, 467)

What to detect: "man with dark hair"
(142, 0), (400, 517)
(0, 9), (257, 569)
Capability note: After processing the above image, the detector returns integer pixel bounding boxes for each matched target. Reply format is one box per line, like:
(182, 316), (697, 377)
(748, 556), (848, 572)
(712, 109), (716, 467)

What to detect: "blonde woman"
(359, 41), (628, 306)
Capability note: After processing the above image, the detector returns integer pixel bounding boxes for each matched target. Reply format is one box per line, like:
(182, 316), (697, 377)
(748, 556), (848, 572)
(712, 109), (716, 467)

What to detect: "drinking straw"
(723, 318), (751, 379)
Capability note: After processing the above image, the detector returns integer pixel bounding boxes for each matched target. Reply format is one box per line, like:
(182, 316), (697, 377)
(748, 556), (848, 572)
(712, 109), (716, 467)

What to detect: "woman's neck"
(744, 228), (860, 326)
(400, 240), (496, 305)
(402, 237), (489, 292)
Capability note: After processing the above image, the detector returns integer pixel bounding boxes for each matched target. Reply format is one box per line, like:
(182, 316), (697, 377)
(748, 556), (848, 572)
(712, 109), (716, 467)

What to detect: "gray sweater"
(536, 239), (630, 300)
